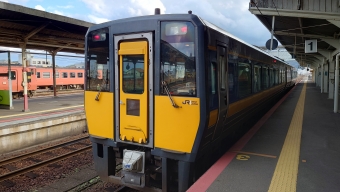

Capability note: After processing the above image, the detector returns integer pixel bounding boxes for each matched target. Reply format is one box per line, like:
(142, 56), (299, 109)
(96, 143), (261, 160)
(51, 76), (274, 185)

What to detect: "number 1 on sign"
(305, 39), (317, 53)
(308, 42), (313, 51)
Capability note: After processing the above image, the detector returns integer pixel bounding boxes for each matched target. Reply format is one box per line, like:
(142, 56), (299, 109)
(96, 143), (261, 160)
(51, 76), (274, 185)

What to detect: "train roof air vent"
(155, 8), (160, 15)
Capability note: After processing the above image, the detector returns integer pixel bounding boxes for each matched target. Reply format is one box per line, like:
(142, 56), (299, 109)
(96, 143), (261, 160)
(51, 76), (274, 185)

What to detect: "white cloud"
(161, 0), (270, 46)
(127, 0), (166, 16)
(81, 0), (166, 18)
(0, 0), (9, 3)
(35, 5), (45, 11)
(0, 46), (21, 51)
(81, 0), (111, 17)
(57, 5), (74, 9)
(88, 15), (109, 24)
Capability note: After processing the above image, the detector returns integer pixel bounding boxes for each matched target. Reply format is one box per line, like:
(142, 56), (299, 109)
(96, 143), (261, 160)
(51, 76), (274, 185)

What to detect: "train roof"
(87, 12), (294, 68)
(200, 18), (293, 67)
(87, 13), (198, 32)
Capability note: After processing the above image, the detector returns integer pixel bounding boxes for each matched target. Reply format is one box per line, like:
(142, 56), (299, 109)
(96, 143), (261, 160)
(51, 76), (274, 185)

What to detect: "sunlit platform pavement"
(189, 79), (340, 192)
(0, 94), (84, 129)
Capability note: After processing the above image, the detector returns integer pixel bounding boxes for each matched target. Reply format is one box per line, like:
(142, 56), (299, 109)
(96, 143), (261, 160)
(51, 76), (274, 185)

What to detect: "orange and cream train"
(0, 65), (84, 98)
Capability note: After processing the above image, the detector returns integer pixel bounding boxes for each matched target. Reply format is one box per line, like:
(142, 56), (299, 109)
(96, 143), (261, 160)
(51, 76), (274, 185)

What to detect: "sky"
(0, 0), (295, 66)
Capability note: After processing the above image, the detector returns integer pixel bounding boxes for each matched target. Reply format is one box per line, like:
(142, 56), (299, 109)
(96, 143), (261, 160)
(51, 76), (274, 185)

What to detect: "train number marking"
(182, 100), (198, 105)
(236, 154), (250, 161)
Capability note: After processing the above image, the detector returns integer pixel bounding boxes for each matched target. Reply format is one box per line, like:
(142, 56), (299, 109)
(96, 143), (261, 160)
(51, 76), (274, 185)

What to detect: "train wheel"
(13, 93), (18, 99)
(28, 91), (34, 98)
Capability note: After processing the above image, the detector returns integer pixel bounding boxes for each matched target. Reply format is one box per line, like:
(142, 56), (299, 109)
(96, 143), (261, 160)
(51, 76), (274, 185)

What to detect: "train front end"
(84, 14), (206, 191)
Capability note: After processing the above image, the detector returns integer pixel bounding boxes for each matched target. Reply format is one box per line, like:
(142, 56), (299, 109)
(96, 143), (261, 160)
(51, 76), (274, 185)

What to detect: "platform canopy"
(249, 0), (340, 67)
(0, 2), (93, 54)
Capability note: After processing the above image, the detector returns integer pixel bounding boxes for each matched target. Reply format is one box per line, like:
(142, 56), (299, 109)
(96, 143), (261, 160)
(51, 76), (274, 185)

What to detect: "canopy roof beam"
(23, 22), (49, 41)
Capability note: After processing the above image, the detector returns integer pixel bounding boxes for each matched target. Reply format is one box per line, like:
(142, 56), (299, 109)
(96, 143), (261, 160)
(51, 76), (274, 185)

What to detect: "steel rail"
(0, 145), (91, 182)
(0, 135), (89, 167)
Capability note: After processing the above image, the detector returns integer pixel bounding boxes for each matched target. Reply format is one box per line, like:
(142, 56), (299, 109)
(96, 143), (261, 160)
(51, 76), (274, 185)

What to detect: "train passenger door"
(114, 33), (154, 148)
(212, 44), (228, 140)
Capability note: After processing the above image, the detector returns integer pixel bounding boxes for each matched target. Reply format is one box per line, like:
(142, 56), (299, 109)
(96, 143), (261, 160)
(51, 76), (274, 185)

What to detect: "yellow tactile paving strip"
(268, 82), (306, 192)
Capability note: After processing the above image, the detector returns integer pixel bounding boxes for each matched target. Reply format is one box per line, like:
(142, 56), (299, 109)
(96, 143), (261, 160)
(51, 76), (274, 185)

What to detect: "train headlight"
(92, 33), (106, 41)
(165, 22), (188, 36)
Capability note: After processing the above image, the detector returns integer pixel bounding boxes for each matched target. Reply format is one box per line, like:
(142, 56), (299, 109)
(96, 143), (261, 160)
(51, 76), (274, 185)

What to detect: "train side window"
(278, 69), (281, 83)
(77, 73), (83, 78)
(86, 27), (109, 92)
(269, 68), (274, 87)
(283, 68), (286, 83)
(274, 69), (279, 84)
(11, 71), (16, 80)
(287, 68), (291, 82)
(237, 62), (251, 98)
(63, 72), (68, 78)
(208, 50), (218, 110)
(262, 67), (268, 89)
(219, 55), (226, 90)
(228, 62), (236, 102)
(253, 65), (261, 92)
(43, 72), (50, 78)
(70, 72), (76, 78)
(160, 21), (196, 96)
(55, 72), (59, 78)
(210, 62), (217, 94)
(37, 72), (41, 78)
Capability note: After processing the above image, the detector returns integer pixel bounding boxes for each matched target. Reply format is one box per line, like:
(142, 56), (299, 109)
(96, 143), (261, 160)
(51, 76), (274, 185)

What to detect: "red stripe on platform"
(187, 85), (298, 192)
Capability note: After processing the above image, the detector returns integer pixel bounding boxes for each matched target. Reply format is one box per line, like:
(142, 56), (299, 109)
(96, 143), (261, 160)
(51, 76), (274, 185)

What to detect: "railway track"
(0, 135), (91, 185)
(66, 180), (139, 192)
(0, 134), (140, 191)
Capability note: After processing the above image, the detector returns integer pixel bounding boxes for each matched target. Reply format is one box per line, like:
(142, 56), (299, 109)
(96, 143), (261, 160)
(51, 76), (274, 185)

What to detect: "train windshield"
(160, 21), (196, 96)
(86, 28), (110, 92)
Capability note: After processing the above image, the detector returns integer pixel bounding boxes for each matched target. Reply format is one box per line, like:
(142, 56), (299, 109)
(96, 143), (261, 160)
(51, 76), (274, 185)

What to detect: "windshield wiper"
(95, 70), (109, 101)
(95, 81), (104, 101)
(162, 81), (181, 108)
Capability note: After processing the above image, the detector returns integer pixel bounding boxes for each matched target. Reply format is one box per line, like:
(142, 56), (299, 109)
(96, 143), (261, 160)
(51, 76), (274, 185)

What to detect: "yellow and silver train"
(84, 9), (297, 192)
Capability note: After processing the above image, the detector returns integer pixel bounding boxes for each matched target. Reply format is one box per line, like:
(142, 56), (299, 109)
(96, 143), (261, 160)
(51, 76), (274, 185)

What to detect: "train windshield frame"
(86, 28), (110, 92)
(160, 21), (196, 97)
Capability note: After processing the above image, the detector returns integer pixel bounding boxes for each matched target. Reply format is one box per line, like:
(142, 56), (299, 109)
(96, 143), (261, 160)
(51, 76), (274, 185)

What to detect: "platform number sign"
(305, 39), (317, 53)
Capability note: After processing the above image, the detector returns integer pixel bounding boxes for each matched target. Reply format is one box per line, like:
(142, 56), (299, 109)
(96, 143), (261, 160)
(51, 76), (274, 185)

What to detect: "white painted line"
(0, 105), (84, 119)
